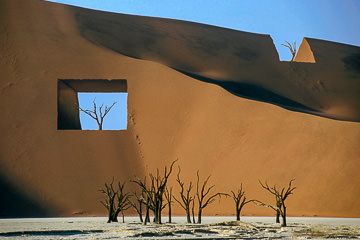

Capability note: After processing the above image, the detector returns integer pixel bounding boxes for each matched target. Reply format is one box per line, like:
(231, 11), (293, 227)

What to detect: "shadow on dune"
(71, 5), (360, 122)
(72, 8), (319, 118)
(175, 69), (318, 114)
(0, 169), (55, 218)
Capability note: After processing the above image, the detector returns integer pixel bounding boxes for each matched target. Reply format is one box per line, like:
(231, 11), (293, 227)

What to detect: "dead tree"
(256, 179), (296, 227)
(131, 160), (177, 224)
(230, 184), (254, 221)
(99, 178), (131, 223)
(174, 167), (194, 223)
(130, 177), (150, 225)
(128, 190), (145, 223)
(164, 186), (173, 223)
(79, 97), (116, 130)
(191, 199), (196, 224)
(281, 41), (297, 62)
(144, 195), (151, 224)
(196, 171), (227, 224)
(118, 183), (132, 223)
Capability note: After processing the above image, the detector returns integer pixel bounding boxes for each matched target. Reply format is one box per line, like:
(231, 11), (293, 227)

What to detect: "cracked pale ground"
(0, 217), (359, 239)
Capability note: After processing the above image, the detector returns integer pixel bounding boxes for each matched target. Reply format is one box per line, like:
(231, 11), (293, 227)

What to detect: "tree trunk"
(159, 210), (162, 224)
(168, 205), (172, 223)
(107, 199), (114, 223)
(236, 209), (240, 221)
(186, 208), (191, 223)
(281, 205), (287, 227)
(139, 203), (143, 223)
(112, 211), (119, 223)
(144, 205), (150, 225)
(154, 203), (161, 224)
(197, 209), (202, 224)
(153, 199), (162, 224)
(108, 206), (119, 223)
(192, 202), (196, 224)
(154, 211), (158, 224)
(276, 202), (281, 223)
(157, 209), (162, 224)
(109, 213), (118, 223)
(153, 204), (158, 223)
(107, 210), (112, 223)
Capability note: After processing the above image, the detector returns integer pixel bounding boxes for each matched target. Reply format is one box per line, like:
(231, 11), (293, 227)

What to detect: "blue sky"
(48, 0), (360, 130)
(78, 93), (128, 130)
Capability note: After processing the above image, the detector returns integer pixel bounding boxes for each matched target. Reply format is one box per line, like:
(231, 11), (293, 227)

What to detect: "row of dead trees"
(99, 160), (295, 227)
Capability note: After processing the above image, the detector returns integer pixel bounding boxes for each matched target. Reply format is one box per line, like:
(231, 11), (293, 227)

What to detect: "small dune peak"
(294, 38), (316, 63)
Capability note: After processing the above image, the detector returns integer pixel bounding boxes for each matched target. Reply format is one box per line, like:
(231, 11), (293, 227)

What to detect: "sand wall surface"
(0, 0), (359, 218)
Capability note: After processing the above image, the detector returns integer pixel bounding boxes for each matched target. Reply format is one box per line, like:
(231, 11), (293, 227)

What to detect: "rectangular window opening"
(57, 79), (128, 130)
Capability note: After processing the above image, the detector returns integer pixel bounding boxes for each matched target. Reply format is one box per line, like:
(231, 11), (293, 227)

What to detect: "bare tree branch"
(258, 179), (296, 226)
(196, 171), (228, 224)
(174, 166), (194, 223)
(99, 178), (131, 223)
(78, 97), (116, 130)
(230, 183), (255, 221)
(128, 190), (146, 223)
(281, 41), (297, 62)
(131, 160), (177, 224)
(164, 186), (173, 223)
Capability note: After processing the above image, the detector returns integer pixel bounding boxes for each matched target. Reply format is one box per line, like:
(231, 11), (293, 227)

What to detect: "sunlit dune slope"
(0, 0), (359, 218)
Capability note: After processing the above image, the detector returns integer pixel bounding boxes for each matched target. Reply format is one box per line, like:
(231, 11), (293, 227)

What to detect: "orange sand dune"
(73, 7), (360, 122)
(0, 0), (359, 218)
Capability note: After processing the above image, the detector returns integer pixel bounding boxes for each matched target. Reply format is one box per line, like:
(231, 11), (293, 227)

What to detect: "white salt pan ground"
(0, 217), (359, 239)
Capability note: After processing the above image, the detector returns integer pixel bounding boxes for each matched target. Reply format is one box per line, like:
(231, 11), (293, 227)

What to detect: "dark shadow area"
(60, 79), (128, 92)
(57, 80), (81, 130)
(176, 69), (317, 114)
(343, 53), (360, 74)
(0, 171), (55, 218)
(73, 5), (279, 66)
(0, 230), (104, 237)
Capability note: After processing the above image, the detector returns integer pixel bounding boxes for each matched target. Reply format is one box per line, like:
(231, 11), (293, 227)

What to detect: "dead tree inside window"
(79, 97), (116, 130)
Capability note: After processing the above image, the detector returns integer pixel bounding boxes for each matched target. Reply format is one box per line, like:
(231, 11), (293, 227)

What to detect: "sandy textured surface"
(0, 217), (359, 239)
(0, 0), (359, 218)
